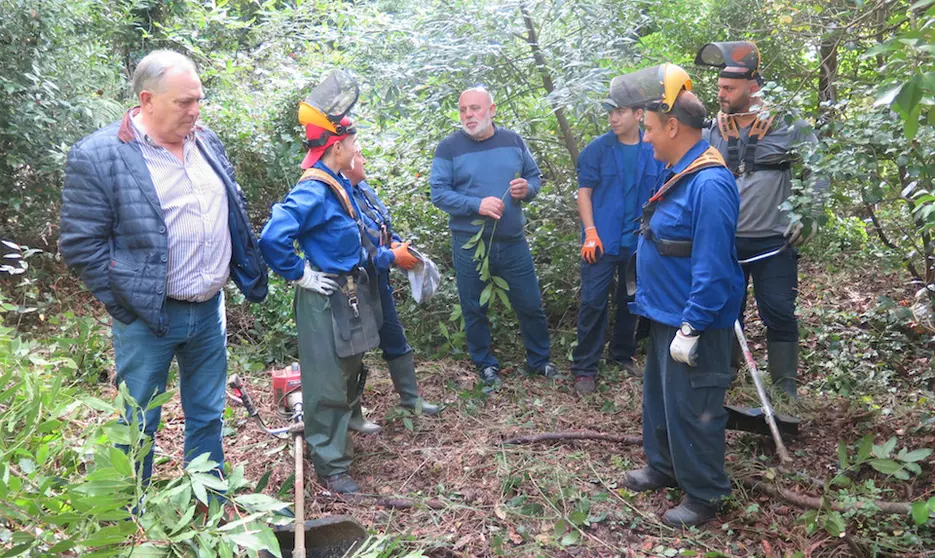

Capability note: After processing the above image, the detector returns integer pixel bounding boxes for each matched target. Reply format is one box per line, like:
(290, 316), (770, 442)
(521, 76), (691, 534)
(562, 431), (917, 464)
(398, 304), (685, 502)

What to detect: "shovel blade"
(261, 515), (367, 558)
(725, 404), (800, 438)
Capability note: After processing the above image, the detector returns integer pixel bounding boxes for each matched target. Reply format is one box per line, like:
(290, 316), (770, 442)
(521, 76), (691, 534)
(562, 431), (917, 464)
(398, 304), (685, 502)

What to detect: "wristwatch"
(680, 322), (700, 337)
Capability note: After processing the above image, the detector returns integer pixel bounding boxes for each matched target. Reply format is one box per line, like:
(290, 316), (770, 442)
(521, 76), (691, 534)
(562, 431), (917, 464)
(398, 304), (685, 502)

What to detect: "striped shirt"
(131, 114), (231, 302)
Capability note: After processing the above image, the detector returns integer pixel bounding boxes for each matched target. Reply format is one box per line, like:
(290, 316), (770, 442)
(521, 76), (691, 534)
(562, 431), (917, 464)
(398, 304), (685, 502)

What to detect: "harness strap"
(299, 168), (378, 260)
(716, 110), (777, 176)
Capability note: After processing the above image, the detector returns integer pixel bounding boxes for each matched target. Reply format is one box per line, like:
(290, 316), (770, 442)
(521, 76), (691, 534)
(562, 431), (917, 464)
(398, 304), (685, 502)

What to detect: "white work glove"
(295, 262), (339, 296)
(670, 330), (700, 367)
(783, 219), (817, 247)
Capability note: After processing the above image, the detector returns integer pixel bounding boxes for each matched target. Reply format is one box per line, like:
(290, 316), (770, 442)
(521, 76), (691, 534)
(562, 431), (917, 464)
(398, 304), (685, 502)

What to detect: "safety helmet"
(608, 63), (693, 113)
(694, 40), (763, 85)
(299, 69), (360, 169)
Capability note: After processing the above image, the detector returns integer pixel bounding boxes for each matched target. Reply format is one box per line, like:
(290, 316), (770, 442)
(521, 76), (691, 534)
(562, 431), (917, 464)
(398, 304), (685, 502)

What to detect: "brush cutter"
(228, 372), (366, 558)
(723, 244), (799, 463)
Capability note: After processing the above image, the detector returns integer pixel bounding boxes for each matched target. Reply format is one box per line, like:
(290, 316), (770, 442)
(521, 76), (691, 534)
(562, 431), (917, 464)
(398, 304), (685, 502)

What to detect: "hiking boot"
(662, 497), (718, 528)
(623, 466), (677, 492)
(479, 366), (502, 393)
(319, 473), (360, 494)
(574, 375), (596, 396)
(525, 362), (559, 378)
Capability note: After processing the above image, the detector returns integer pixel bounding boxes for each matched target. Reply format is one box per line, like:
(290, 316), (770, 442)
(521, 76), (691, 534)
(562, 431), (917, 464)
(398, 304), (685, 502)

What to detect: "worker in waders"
(342, 144), (442, 434)
(616, 64), (745, 527)
(695, 40), (828, 400)
(571, 85), (664, 396)
(260, 71), (411, 494)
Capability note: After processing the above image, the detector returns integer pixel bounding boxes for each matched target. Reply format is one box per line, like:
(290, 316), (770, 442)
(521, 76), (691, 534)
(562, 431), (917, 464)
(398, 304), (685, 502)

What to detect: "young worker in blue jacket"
(613, 64), (745, 527)
(430, 86), (556, 390)
(572, 91), (664, 396)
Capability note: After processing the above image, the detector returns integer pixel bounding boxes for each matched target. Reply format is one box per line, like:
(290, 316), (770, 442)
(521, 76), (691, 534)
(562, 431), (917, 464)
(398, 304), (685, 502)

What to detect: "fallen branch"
(742, 477), (912, 515)
(330, 493), (446, 510)
(501, 431), (642, 446)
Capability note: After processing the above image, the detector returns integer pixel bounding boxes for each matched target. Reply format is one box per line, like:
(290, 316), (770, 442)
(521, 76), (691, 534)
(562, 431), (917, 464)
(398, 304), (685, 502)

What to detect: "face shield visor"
(694, 40), (763, 85)
(608, 64), (703, 128)
(298, 69), (360, 145)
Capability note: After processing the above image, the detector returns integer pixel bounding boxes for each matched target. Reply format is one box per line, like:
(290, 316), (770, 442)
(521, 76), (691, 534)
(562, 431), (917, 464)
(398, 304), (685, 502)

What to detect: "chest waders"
(625, 147), (727, 296)
(299, 168), (383, 358)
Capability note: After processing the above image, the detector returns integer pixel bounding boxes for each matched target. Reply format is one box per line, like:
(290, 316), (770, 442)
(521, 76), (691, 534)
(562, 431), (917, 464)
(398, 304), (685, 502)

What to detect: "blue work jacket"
(632, 140), (745, 330)
(259, 161), (366, 278)
(577, 130), (663, 255)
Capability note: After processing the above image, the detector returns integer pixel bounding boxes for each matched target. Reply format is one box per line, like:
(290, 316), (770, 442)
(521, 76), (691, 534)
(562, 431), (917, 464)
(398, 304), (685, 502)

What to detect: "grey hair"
(132, 50), (198, 96)
(460, 86), (495, 105)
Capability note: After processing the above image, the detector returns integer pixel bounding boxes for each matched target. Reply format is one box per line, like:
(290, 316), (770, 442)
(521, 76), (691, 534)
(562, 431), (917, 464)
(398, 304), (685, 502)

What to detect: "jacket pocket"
(333, 221), (362, 262)
(109, 253), (142, 311)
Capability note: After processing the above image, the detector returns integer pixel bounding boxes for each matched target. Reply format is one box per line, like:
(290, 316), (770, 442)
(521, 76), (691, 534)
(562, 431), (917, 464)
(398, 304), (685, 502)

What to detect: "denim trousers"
(112, 292), (227, 484)
(451, 232), (551, 370)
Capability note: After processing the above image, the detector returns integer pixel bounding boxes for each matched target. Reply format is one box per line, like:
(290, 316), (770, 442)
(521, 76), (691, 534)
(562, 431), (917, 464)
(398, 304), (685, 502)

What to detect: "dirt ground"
(148, 259), (935, 557)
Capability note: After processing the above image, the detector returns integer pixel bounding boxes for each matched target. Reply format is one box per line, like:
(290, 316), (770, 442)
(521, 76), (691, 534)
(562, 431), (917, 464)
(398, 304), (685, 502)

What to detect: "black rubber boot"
(388, 352), (441, 415)
(623, 466), (677, 492)
(662, 497), (718, 528)
(768, 341), (799, 400)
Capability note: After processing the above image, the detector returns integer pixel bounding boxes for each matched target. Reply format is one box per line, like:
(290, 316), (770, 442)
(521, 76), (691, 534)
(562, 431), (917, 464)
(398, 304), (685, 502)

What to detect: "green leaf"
(837, 441), (848, 470)
(109, 446), (133, 477)
(145, 390), (176, 411)
(868, 458), (903, 476)
(470, 219), (485, 226)
(479, 284), (492, 306)
(492, 276), (509, 290)
(856, 435), (872, 462)
(560, 530), (580, 546)
(898, 448), (932, 463)
(822, 511), (846, 537)
(912, 501), (930, 525)
(192, 481), (208, 505)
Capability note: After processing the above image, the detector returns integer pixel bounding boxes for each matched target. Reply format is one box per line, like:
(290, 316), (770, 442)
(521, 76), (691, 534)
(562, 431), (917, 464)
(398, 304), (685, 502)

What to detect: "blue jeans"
(112, 293), (228, 484)
(571, 249), (636, 377)
(377, 269), (412, 361)
(736, 236), (798, 342)
(642, 321), (732, 505)
(451, 233), (551, 370)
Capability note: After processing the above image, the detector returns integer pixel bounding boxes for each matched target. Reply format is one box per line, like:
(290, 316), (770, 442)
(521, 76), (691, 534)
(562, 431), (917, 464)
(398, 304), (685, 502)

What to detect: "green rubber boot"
(348, 365), (381, 435)
(387, 352), (441, 416)
(768, 341), (799, 400)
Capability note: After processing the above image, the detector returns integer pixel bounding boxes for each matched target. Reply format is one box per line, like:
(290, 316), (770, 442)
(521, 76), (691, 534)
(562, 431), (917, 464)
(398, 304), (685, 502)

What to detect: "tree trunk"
(519, 2), (579, 166)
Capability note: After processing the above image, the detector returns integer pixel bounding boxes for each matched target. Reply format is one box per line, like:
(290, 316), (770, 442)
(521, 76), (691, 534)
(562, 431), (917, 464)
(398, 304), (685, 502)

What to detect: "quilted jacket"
(60, 108), (268, 335)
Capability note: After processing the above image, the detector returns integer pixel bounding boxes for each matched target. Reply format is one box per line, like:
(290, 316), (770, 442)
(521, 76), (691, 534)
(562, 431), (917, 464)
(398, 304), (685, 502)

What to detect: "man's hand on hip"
(509, 178), (529, 200)
(478, 197), (505, 220)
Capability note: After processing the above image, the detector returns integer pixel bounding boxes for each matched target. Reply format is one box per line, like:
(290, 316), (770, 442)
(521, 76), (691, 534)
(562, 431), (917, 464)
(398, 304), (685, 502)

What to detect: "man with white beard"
(430, 87), (556, 391)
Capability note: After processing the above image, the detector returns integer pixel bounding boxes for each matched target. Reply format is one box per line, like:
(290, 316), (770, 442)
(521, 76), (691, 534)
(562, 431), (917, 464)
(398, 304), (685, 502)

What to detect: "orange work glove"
(391, 241), (419, 270)
(580, 227), (603, 264)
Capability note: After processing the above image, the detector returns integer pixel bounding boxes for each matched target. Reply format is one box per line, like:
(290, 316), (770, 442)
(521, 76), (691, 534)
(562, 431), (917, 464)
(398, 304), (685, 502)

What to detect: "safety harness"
(716, 111), (790, 177)
(639, 147), (727, 258)
(625, 147), (728, 296)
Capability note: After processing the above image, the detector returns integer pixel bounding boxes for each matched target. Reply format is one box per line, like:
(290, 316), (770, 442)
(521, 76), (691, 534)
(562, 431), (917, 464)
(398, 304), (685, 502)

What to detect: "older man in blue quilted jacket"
(59, 50), (267, 485)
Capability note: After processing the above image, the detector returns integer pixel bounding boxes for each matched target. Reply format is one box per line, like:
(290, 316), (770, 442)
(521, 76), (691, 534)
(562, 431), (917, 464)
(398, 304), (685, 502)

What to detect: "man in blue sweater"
(614, 65), (744, 527)
(572, 93), (664, 396)
(430, 87), (556, 390)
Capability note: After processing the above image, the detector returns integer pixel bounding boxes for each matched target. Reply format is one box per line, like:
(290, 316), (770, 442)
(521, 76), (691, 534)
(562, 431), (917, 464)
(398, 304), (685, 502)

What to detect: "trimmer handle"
(228, 374), (258, 418)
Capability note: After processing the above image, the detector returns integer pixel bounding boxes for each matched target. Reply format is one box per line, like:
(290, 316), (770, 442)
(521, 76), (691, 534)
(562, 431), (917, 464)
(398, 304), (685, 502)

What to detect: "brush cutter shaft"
(733, 320), (793, 464)
(293, 432), (305, 556)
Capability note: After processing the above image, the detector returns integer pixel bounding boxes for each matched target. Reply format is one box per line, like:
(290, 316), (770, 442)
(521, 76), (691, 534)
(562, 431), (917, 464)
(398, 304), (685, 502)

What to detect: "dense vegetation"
(2, 0), (935, 555)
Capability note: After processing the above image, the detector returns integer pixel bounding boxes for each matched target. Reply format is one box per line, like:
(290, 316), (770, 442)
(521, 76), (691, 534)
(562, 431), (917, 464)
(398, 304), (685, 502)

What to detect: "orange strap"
(299, 168), (357, 220)
(648, 147), (727, 203)
(716, 110), (776, 140)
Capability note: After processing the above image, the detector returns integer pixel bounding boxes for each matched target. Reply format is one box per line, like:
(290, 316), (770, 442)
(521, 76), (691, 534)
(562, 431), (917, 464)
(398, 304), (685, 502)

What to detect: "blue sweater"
(430, 127), (541, 240)
(259, 161), (366, 278)
(577, 130), (664, 255)
(632, 140), (745, 330)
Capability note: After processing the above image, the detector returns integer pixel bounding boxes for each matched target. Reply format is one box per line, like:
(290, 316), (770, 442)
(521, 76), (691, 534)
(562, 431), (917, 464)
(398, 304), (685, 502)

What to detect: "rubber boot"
(388, 352), (440, 415)
(348, 365), (381, 434)
(768, 341), (799, 400)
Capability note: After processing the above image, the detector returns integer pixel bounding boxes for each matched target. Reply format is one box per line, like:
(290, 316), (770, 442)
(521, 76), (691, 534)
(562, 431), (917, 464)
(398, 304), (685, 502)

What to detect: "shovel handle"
(293, 432), (305, 556)
(733, 320), (793, 464)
